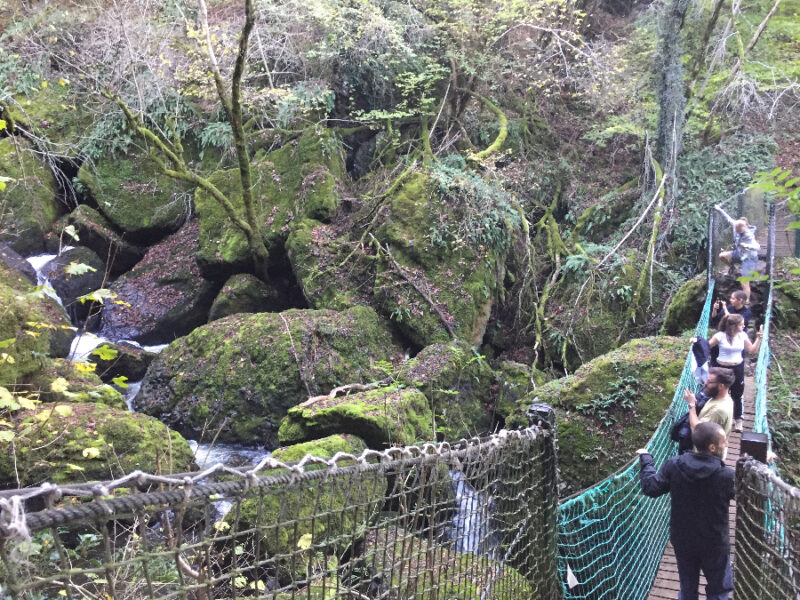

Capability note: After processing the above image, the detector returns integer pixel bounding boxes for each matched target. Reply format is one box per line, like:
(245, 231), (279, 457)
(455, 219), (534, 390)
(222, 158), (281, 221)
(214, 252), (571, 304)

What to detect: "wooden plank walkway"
(646, 375), (755, 600)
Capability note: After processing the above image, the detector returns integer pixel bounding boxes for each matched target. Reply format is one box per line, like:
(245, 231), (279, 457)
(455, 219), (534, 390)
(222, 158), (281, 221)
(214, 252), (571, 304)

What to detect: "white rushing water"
(449, 470), (500, 559)
(26, 253), (64, 306)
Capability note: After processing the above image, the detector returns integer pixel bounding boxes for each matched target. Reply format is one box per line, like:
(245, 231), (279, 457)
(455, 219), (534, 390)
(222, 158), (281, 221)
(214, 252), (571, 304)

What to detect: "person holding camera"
(710, 290), (752, 331)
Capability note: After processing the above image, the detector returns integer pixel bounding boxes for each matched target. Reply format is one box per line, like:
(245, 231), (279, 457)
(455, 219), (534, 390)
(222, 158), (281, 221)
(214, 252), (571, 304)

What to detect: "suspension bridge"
(0, 201), (797, 599)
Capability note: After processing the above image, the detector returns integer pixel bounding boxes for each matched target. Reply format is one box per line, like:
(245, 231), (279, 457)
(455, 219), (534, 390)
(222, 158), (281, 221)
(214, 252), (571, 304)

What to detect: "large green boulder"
(661, 274), (707, 335)
(223, 434), (384, 574)
(493, 360), (546, 423)
(508, 336), (686, 494)
(774, 257), (800, 330)
(0, 402), (195, 488)
(195, 128), (344, 278)
(0, 261), (73, 384)
(27, 359), (127, 409)
(373, 173), (503, 347)
(77, 149), (193, 244)
(91, 341), (157, 384)
(208, 273), (281, 321)
(47, 205), (146, 275)
(396, 341), (495, 441)
(278, 387), (434, 448)
(134, 305), (400, 447)
(6, 85), (92, 152)
(101, 220), (219, 344)
(0, 138), (60, 255)
(286, 218), (372, 311)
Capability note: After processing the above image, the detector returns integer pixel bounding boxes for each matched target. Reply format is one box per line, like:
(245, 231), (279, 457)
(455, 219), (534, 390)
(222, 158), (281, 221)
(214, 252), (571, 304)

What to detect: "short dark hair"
(732, 290), (747, 302)
(693, 421), (725, 453)
(708, 367), (735, 388)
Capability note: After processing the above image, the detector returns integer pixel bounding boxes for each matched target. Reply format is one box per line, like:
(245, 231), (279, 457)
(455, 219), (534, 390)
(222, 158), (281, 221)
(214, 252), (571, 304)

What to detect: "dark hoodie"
(639, 452), (734, 553)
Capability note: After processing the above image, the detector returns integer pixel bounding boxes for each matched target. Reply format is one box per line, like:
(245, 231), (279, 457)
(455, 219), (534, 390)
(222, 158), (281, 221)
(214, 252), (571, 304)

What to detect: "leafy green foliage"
(575, 375), (638, 427)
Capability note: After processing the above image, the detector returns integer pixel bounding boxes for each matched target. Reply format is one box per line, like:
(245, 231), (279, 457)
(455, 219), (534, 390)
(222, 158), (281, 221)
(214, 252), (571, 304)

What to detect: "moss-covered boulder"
(396, 341), (494, 440)
(0, 138), (60, 255)
(373, 173), (503, 347)
(0, 243), (36, 284)
(41, 246), (105, 323)
(286, 219), (373, 311)
(661, 274), (707, 335)
(0, 402), (195, 488)
(224, 434), (384, 570)
(77, 150), (193, 244)
(0, 261), (73, 384)
(493, 360), (546, 422)
(47, 206), (146, 276)
(134, 306), (401, 447)
(101, 220), (219, 344)
(195, 128), (344, 278)
(26, 359), (126, 409)
(90, 342), (157, 384)
(208, 273), (281, 321)
(278, 387), (433, 448)
(774, 257), (800, 330)
(6, 85), (92, 152)
(508, 336), (686, 493)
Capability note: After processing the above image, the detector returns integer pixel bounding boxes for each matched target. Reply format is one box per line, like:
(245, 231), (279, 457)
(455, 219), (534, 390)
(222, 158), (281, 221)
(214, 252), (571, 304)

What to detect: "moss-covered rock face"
(135, 306), (401, 447)
(208, 273), (279, 321)
(0, 403), (195, 488)
(41, 246), (105, 323)
(47, 206), (146, 276)
(101, 220), (219, 344)
(195, 128), (344, 278)
(0, 261), (73, 384)
(225, 434), (384, 568)
(27, 359), (126, 409)
(0, 243), (36, 284)
(77, 150), (193, 244)
(0, 138), (60, 255)
(91, 342), (157, 384)
(396, 341), (494, 441)
(661, 274), (707, 335)
(774, 257), (800, 330)
(494, 360), (546, 422)
(7, 86), (91, 152)
(286, 219), (373, 311)
(373, 173), (502, 347)
(509, 336), (686, 494)
(278, 387), (434, 448)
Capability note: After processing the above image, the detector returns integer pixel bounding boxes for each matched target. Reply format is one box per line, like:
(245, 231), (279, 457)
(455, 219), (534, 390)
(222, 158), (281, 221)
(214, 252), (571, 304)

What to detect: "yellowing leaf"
(297, 533), (313, 550)
(0, 387), (19, 411)
(0, 120), (6, 131)
(82, 447), (100, 459)
(0, 338), (15, 349)
(35, 409), (53, 422)
(66, 463), (85, 472)
(50, 377), (70, 394)
(54, 405), (73, 418)
(17, 396), (37, 410)
(111, 375), (129, 389)
(0, 353), (15, 364)
(0, 430), (14, 443)
(64, 262), (97, 276)
(249, 581), (266, 591)
(92, 344), (118, 361)
(58, 78), (69, 86)
(74, 362), (97, 373)
(41, 81), (48, 88)
(213, 521), (231, 532)
(63, 224), (79, 242)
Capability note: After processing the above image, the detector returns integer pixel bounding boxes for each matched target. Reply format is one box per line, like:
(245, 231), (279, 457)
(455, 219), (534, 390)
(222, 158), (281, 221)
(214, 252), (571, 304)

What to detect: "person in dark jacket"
(710, 290), (752, 331)
(638, 422), (734, 600)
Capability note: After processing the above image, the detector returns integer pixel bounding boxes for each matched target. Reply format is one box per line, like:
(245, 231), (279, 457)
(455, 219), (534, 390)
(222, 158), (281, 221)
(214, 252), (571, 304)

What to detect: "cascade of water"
(26, 253), (65, 306)
(448, 470), (500, 559)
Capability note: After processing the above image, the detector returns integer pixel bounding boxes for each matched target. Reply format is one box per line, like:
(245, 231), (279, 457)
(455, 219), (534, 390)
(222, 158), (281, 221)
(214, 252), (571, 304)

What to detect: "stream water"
(25, 251), (493, 552)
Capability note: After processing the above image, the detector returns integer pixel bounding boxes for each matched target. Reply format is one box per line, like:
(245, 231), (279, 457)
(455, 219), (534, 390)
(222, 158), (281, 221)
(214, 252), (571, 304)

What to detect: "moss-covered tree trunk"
(655, 0), (690, 165)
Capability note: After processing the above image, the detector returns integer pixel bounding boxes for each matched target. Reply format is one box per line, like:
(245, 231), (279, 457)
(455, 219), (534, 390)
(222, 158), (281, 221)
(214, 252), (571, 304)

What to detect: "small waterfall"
(26, 252), (66, 306)
(448, 470), (500, 559)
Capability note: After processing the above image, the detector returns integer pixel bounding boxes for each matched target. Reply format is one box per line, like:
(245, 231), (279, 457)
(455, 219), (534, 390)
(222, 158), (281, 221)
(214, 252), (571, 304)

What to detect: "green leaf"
(0, 338), (15, 349)
(0, 387), (20, 411)
(784, 177), (800, 188)
(82, 447), (101, 459)
(63, 224), (80, 242)
(111, 375), (129, 388)
(66, 463), (85, 472)
(64, 262), (97, 276)
(92, 344), (119, 361)
(786, 221), (800, 231)
(0, 430), (14, 443)
(0, 120), (6, 131)
(54, 405), (73, 418)
(78, 288), (115, 304)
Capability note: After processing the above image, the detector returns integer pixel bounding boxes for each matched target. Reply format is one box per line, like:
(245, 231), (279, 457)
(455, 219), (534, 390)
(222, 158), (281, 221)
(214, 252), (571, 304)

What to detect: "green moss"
(224, 434), (383, 569)
(0, 262), (73, 385)
(661, 274), (707, 335)
(0, 403), (195, 487)
(494, 360), (545, 420)
(195, 128), (343, 276)
(7, 85), (91, 149)
(136, 306), (400, 447)
(374, 172), (501, 347)
(510, 336), (686, 493)
(27, 359), (126, 409)
(278, 387), (433, 448)
(77, 149), (192, 243)
(774, 258), (800, 330)
(208, 273), (273, 321)
(0, 138), (60, 255)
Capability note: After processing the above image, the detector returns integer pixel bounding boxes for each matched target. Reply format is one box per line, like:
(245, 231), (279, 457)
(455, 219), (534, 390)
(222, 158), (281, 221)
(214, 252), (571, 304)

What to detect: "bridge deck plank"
(646, 375), (755, 600)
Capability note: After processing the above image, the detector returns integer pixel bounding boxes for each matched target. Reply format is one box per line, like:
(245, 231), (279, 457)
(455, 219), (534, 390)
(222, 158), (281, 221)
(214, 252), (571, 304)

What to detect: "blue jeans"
(674, 545), (733, 600)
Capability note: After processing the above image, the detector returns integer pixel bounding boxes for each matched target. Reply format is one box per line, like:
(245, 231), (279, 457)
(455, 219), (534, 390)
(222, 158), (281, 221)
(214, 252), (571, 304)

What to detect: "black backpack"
(669, 391), (710, 453)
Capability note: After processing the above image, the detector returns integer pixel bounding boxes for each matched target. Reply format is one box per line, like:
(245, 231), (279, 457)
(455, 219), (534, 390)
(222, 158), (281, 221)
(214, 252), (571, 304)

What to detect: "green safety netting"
(556, 284), (716, 599)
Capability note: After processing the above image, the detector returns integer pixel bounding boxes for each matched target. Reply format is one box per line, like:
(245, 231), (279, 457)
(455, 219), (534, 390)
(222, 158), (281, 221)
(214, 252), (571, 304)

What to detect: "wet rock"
(0, 138), (61, 255)
(41, 246), (105, 324)
(77, 150), (193, 244)
(661, 274), (707, 335)
(91, 342), (157, 384)
(27, 359), (126, 409)
(101, 220), (219, 344)
(208, 273), (282, 321)
(134, 306), (401, 447)
(278, 387), (433, 448)
(0, 243), (36, 283)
